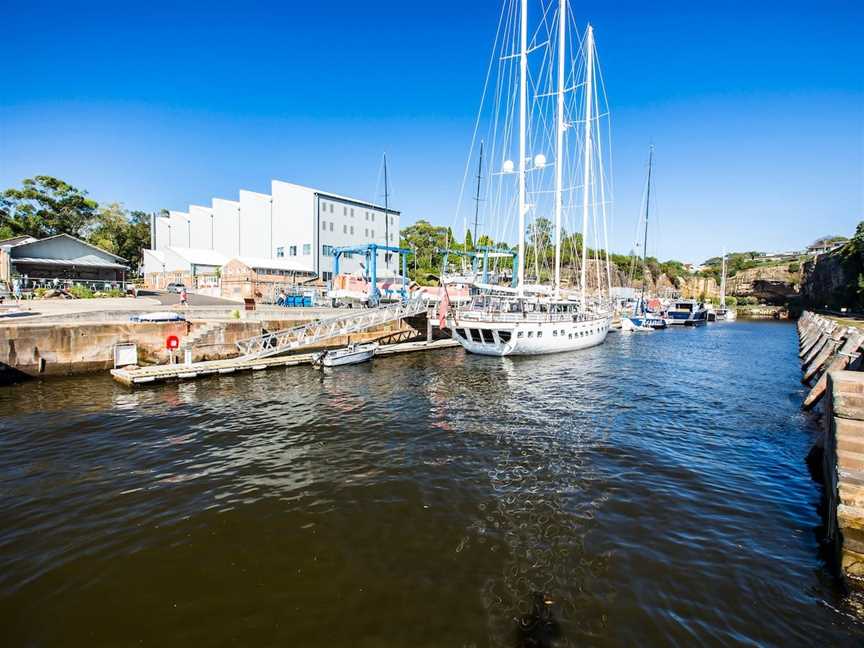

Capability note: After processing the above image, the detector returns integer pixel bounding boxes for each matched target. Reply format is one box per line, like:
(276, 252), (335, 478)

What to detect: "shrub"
(788, 262), (800, 273)
(68, 285), (94, 299)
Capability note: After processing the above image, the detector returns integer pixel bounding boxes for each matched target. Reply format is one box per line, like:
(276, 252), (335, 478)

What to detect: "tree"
(1, 176), (98, 239)
(88, 203), (151, 272)
(400, 220), (451, 283)
(465, 228), (474, 251)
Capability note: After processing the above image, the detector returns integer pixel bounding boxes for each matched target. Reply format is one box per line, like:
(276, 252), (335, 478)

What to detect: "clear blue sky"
(2, 0), (861, 263)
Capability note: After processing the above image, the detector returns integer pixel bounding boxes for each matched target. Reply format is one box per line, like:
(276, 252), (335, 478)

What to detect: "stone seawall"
(798, 311), (864, 586)
(0, 316), (414, 382)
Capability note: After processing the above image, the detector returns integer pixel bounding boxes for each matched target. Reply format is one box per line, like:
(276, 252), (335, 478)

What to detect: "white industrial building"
(145, 179), (401, 283)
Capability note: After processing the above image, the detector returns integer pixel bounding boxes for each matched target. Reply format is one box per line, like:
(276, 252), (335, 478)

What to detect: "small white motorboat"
(312, 342), (378, 368)
(620, 317), (654, 333)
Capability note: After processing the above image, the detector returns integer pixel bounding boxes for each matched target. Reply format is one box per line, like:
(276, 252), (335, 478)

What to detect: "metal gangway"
(235, 299), (429, 360)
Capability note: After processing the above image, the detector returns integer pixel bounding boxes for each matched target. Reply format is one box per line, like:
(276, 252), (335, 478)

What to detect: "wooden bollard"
(803, 328), (849, 384)
(803, 331), (864, 410)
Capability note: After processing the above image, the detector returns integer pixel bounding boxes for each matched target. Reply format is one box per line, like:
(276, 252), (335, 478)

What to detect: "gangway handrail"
(235, 299), (428, 360)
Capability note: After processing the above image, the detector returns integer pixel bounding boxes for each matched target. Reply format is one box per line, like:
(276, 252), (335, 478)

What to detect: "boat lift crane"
(331, 243), (412, 307)
(437, 247), (518, 287)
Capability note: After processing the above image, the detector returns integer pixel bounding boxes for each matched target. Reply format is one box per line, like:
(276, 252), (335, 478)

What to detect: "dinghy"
(312, 342), (378, 368)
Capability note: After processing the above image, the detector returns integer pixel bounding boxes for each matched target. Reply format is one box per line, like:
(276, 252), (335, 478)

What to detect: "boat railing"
(453, 308), (605, 324)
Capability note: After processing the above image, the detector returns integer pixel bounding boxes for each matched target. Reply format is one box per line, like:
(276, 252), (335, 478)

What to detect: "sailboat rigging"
(446, 0), (613, 356)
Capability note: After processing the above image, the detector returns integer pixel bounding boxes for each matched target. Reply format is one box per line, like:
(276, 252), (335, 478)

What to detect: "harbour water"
(2, 321), (863, 646)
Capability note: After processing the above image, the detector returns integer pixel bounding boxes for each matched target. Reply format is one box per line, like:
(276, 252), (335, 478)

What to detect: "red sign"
(166, 335), (180, 350)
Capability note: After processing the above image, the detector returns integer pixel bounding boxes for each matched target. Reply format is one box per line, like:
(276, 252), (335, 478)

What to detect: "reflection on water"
(1, 321), (863, 646)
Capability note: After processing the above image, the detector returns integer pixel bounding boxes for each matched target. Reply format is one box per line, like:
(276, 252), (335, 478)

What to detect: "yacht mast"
(517, 0), (527, 296)
(580, 25), (595, 307)
(383, 153), (390, 269)
(553, 0), (566, 298)
(473, 140), (484, 252)
(639, 145), (654, 313)
(720, 248), (727, 307)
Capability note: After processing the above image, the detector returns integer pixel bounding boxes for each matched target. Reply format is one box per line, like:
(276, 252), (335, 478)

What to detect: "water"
(1, 320), (862, 646)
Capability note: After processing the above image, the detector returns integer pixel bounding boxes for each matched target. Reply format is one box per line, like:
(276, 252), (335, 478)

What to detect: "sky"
(1, 0), (862, 263)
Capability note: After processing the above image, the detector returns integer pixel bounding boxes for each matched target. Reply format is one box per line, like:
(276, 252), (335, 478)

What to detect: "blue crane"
(331, 243), (411, 306)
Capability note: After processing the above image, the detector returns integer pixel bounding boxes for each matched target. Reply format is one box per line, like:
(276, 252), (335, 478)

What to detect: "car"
(166, 282), (186, 294)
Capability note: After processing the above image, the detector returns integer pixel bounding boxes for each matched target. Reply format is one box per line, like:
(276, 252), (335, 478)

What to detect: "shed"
(5, 234), (130, 289)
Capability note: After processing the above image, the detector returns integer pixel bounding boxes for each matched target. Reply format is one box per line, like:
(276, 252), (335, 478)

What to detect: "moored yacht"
(446, 0), (613, 356)
(668, 299), (709, 326)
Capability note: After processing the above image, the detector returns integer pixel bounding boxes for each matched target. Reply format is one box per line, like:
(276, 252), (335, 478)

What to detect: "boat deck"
(111, 338), (459, 387)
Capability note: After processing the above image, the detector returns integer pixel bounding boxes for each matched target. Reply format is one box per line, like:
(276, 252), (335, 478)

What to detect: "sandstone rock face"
(674, 264), (800, 304)
(802, 251), (855, 309)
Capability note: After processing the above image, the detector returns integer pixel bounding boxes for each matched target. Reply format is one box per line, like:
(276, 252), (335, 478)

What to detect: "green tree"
(465, 228), (474, 251)
(400, 220), (451, 283)
(88, 203), (151, 272)
(1, 176), (98, 238)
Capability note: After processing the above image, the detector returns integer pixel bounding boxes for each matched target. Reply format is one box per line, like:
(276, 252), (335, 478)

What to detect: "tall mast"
(639, 145), (654, 313)
(473, 140), (484, 252)
(579, 25), (595, 307)
(383, 153), (390, 269)
(720, 247), (727, 307)
(553, 0), (566, 298)
(517, 0), (527, 296)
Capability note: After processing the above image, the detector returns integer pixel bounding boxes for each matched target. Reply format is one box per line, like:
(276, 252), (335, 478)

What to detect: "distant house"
(0, 233), (130, 290)
(806, 240), (844, 256)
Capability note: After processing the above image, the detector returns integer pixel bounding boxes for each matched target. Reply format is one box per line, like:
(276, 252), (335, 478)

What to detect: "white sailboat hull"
(448, 315), (611, 356)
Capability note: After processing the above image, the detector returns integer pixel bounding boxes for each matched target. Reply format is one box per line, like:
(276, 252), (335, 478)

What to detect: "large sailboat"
(446, 0), (613, 356)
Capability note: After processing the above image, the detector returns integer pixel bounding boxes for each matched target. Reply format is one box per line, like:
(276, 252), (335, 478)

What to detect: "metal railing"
(235, 298), (428, 360)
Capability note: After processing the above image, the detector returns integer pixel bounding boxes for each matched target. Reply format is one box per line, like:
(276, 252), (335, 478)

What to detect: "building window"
(343, 224), (347, 234)
(321, 220), (326, 230)
(323, 245), (333, 256)
(365, 212), (369, 221)
(350, 208), (354, 217)
(329, 222), (334, 231)
(289, 245), (297, 256)
(371, 229), (375, 238)
(330, 203), (334, 213)
(343, 206), (347, 216)
(322, 271), (333, 282)
(350, 226), (354, 235)
(303, 244), (311, 255)
(390, 216), (394, 225)
(371, 213), (375, 222)
(365, 228), (369, 237)
(276, 246), (284, 258)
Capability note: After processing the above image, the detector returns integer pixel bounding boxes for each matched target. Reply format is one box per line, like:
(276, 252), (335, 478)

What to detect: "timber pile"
(798, 311), (864, 586)
(798, 311), (863, 410)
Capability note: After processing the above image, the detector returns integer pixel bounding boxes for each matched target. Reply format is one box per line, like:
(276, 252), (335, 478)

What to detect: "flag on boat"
(438, 286), (451, 329)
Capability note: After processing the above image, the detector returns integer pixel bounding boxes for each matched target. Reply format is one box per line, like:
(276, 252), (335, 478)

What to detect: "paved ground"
(0, 292), (243, 323)
(150, 292), (240, 306)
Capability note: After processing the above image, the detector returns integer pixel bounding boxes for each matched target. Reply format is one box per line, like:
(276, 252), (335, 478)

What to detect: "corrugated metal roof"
(12, 233), (127, 262)
(165, 247), (228, 266)
(233, 256), (316, 273)
(12, 256), (129, 269)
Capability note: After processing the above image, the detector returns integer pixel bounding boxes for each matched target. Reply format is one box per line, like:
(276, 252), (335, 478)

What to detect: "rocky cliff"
(802, 246), (860, 309)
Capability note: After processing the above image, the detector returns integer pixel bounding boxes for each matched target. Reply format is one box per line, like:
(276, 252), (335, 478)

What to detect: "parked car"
(166, 282), (186, 294)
